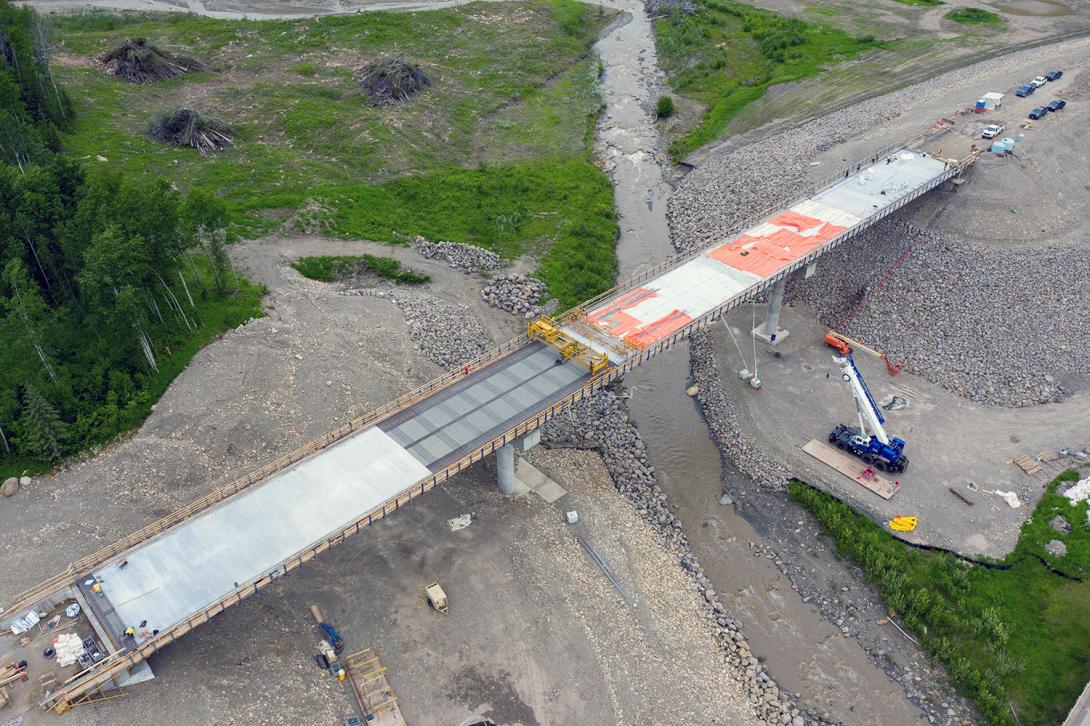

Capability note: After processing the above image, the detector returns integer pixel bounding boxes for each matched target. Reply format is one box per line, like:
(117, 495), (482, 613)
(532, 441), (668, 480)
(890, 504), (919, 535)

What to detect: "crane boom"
(824, 331), (903, 376)
(834, 354), (889, 445)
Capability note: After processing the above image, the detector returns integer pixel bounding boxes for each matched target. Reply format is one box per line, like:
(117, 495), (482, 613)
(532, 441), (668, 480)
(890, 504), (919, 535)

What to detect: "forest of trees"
(0, 1), (259, 475)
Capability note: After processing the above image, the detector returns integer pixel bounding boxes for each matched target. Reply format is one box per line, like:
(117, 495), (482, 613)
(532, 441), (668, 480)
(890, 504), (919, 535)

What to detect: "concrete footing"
(753, 278), (789, 345)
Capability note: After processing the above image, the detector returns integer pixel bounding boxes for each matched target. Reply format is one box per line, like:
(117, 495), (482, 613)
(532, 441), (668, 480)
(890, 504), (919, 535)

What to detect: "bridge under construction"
(1, 136), (975, 713)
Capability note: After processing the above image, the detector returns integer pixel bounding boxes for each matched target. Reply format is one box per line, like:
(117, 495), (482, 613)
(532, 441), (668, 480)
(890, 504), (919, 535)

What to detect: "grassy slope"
(54, 0), (617, 308)
(654, 0), (879, 157)
(790, 472), (1090, 726)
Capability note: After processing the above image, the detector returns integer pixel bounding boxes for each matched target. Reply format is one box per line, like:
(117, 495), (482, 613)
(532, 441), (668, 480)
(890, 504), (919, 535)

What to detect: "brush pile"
(102, 38), (208, 83)
(149, 109), (234, 153)
(358, 56), (430, 106)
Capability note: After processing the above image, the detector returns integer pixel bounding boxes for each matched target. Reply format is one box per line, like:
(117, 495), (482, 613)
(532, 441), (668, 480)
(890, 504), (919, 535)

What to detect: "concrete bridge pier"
(753, 262), (816, 345)
(497, 443), (516, 494)
(753, 278), (789, 346)
(497, 429), (541, 494)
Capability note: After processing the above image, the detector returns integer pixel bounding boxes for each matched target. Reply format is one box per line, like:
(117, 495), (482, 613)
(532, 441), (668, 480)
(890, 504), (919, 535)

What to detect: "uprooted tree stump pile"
(101, 38), (208, 83)
(358, 56), (431, 106)
(149, 109), (234, 153)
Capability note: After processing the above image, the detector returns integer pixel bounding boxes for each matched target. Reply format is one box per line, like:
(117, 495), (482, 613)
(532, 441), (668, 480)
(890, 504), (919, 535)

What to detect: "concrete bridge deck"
(2, 136), (973, 712)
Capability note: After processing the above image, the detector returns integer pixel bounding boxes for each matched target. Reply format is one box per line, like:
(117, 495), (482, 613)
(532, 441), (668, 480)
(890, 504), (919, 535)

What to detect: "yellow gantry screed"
(527, 317), (610, 375)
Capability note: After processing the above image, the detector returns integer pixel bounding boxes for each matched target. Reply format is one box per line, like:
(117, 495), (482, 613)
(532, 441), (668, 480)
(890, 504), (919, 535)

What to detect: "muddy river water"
(591, 1), (924, 721)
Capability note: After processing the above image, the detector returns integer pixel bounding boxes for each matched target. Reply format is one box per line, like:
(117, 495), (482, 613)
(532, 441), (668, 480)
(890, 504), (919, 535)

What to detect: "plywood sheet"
(802, 439), (901, 500)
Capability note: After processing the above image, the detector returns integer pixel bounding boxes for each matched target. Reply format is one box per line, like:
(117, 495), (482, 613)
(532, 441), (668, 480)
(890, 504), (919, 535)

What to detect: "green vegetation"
(49, 1), (616, 305)
(655, 95), (676, 118)
(790, 472), (1090, 726)
(654, 0), (879, 157)
(803, 6), (839, 16)
(1, 0), (262, 478)
(312, 160), (615, 309)
(895, 0), (944, 7)
(946, 7), (1002, 24)
(0, 2), (72, 167)
(292, 254), (430, 285)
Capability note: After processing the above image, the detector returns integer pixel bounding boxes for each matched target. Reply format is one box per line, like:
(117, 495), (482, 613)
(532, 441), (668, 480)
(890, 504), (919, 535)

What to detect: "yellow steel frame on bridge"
(527, 317), (610, 375)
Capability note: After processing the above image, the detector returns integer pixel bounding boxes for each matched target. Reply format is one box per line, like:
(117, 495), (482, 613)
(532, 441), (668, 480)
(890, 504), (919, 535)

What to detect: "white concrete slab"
(811, 151), (948, 219)
(95, 427), (430, 636)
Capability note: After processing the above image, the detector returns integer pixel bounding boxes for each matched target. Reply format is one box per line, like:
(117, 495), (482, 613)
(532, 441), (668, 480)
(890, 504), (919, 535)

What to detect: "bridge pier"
(497, 443), (516, 494)
(753, 278), (789, 346)
(496, 429), (542, 494)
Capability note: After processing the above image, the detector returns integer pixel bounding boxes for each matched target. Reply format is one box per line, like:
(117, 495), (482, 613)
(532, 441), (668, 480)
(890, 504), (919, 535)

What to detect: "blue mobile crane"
(828, 354), (909, 473)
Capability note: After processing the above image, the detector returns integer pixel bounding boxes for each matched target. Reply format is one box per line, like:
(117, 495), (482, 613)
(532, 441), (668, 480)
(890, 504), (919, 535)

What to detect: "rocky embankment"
(787, 219), (1089, 407)
(341, 288), (488, 370)
(669, 46), (1090, 408)
(543, 390), (825, 726)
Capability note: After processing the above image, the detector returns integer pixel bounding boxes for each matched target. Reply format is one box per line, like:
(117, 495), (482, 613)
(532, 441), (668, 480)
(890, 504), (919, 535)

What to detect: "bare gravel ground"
(0, 236), (764, 724)
(13, 451), (762, 725)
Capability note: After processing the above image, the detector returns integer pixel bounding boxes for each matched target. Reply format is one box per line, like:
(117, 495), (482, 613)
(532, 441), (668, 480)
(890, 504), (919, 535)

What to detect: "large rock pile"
(543, 389), (824, 726)
(342, 288), (488, 370)
(480, 274), (549, 318)
(409, 236), (501, 274)
(644, 0), (696, 15)
(786, 219), (1089, 407)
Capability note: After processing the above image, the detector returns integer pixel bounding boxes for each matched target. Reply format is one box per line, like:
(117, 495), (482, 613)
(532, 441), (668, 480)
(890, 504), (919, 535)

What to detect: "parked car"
(982, 123), (1004, 139)
(1047, 99), (1067, 111)
(1015, 84), (1035, 97)
(1029, 106), (1047, 120)
(1031, 75), (1048, 88)
(1045, 70), (1063, 81)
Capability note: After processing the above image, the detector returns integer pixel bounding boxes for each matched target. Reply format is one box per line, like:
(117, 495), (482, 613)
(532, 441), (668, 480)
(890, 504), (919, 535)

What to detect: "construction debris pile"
(409, 236), (501, 273)
(149, 109), (234, 153)
(543, 390), (822, 726)
(101, 38), (208, 83)
(480, 273), (548, 317)
(358, 56), (431, 106)
(787, 219), (1089, 407)
(52, 633), (84, 667)
(342, 288), (488, 370)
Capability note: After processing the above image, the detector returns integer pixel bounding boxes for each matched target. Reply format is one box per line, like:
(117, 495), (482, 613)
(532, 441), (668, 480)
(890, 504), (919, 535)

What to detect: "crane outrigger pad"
(802, 439), (900, 500)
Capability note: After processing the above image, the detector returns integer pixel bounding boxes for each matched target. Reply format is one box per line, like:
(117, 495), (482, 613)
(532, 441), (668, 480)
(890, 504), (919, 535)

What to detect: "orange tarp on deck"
(585, 287), (693, 349)
(705, 210), (846, 279)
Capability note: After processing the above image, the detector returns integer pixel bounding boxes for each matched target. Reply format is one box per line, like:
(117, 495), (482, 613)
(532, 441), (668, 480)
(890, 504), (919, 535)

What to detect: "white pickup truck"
(981, 123), (1004, 139)
(1031, 75), (1047, 88)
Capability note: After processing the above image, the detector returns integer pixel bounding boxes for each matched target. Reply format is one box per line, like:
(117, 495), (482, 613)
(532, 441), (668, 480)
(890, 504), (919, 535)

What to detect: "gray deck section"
(93, 427), (430, 636)
(380, 343), (588, 470)
(810, 150), (948, 218)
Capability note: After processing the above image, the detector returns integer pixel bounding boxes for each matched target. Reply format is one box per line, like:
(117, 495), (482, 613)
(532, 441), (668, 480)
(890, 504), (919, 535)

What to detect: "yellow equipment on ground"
(527, 317), (610, 375)
(888, 515), (918, 532)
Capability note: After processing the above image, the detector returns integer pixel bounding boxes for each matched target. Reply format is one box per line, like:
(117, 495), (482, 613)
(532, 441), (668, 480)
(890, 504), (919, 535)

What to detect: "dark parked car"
(1047, 99), (1067, 111)
(1015, 84), (1035, 97)
(1045, 70), (1063, 81)
(1029, 106), (1047, 120)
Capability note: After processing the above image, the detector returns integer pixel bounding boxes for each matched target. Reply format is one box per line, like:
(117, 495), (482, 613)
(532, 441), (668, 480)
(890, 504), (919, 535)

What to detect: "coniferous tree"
(17, 382), (65, 461)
